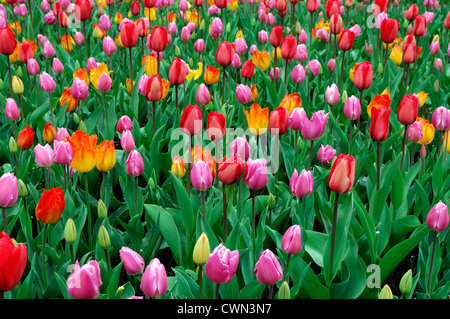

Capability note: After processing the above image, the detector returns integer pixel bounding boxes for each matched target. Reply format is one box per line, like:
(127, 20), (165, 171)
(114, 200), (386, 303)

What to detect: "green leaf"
(107, 261), (123, 299)
(237, 281), (265, 299)
(169, 172), (195, 241)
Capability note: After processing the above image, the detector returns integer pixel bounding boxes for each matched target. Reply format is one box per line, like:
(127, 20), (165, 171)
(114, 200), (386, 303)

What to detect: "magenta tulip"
(289, 168), (313, 198)
(317, 144), (336, 164)
(205, 243), (239, 284)
(140, 258), (168, 298)
(119, 247), (145, 275)
(71, 78), (89, 100)
(116, 115), (133, 134)
(120, 130), (135, 152)
(281, 225), (302, 255)
(288, 107), (307, 131)
(191, 160), (213, 191)
(301, 110), (329, 140)
(39, 72), (56, 93)
(253, 249), (283, 286)
(426, 201), (449, 232)
(230, 136), (250, 160)
(5, 98), (20, 121)
(244, 158), (268, 190)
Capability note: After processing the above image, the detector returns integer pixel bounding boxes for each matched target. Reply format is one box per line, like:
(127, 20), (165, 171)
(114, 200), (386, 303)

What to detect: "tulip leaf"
(169, 171), (195, 241)
(107, 261), (123, 299)
(237, 280), (265, 299)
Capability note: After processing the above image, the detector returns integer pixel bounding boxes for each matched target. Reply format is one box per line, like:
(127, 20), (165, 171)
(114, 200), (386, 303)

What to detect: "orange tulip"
(67, 130), (98, 173)
(415, 117), (435, 145)
(367, 88), (391, 118)
(96, 140), (116, 172)
(73, 68), (89, 86)
(171, 155), (186, 177)
(61, 34), (75, 52)
(142, 54), (158, 76)
(60, 88), (79, 112)
(244, 103), (269, 135)
(252, 50), (271, 72)
(279, 93), (302, 114)
(161, 78), (170, 99)
(35, 187), (65, 224)
(204, 65), (220, 85)
(43, 123), (57, 144)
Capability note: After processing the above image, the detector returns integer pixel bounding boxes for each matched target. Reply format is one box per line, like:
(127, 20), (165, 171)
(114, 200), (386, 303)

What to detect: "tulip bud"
(16, 67), (23, 78)
(399, 269), (412, 296)
(9, 136), (17, 154)
(98, 199), (107, 219)
(193, 232), (210, 265)
(98, 225), (110, 249)
(377, 62), (383, 74)
(174, 45), (181, 57)
(18, 179), (28, 197)
(433, 79), (439, 92)
(12, 76), (24, 95)
(78, 120), (87, 133)
(378, 284), (393, 299)
(73, 112), (80, 125)
(64, 218), (77, 244)
(267, 193), (276, 210)
(0, 80), (4, 90)
(277, 281), (290, 299)
(148, 177), (156, 190)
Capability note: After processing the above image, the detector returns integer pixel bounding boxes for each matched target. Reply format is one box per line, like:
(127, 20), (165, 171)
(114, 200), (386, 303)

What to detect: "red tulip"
(17, 125), (35, 150)
(52, 1), (62, 16)
(194, 0), (203, 5)
(329, 14), (343, 35)
(276, 0), (287, 14)
(216, 41), (234, 67)
(120, 21), (139, 48)
(353, 62), (373, 90)
(269, 26), (283, 48)
(145, 75), (163, 102)
(269, 106), (289, 136)
(240, 59), (255, 79)
(206, 111), (226, 141)
(369, 105), (391, 142)
(328, 154), (356, 194)
(215, 0), (228, 9)
(281, 35), (297, 60)
(0, 232), (28, 292)
(413, 15), (427, 37)
(380, 18), (399, 44)
(402, 43), (416, 64)
(218, 155), (246, 185)
(58, 11), (70, 28)
(130, 0), (141, 16)
(0, 27), (17, 56)
(405, 5), (419, 21)
(180, 105), (203, 136)
(306, 0), (320, 12)
(35, 187), (66, 224)
(74, 0), (91, 21)
(150, 26), (168, 52)
(374, 0), (387, 12)
(325, 0), (340, 19)
(444, 11), (450, 29)
(135, 19), (147, 38)
(19, 42), (34, 64)
(169, 58), (187, 85)
(143, 0), (157, 8)
(338, 29), (355, 51)
(397, 95), (419, 125)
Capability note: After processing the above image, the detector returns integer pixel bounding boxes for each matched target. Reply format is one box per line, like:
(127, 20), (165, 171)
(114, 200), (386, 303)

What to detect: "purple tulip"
(53, 140), (73, 165)
(67, 260), (102, 299)
(120, 246), (145, 275)
(288, 107), (307, 131)
(289, 168), (313, 198)
(191, 160), (213, 191)
(426, 201), (449, 232)
(0, 173), (18, 208)
(301, 110), (329, 140)
(126, 150), (144, 177)
(317, 144), (336, 164)
(253, 249), (283, 286)
(343, 95), (361, 120)
(205, 243), (239, 284)
(281, 225), (302, 255)
(140, 258), (168, 298)
(244, 158), (268, 190)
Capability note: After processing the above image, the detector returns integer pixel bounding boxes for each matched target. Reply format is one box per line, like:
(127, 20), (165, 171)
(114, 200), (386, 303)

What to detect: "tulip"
(27, 58), (40, 76)
(0, 232), (27, 292)
(397, 95), (419, 126)
(180, 104), (202, 136)
(206, 111), (226, 142)
(18, 42), (33, 64)
(281, 225), (302, 255)
(17, 126), (35, 150)
(149, 26), (168, 56)
(234, 37), (247, 55)
(67, 130), (97, 173)
(305, 59), (320, 78)
(344, 95), (361, 120)
(53, 139), (73, 166)
(258, 30), (269, 43)
(191, 160), (213, 193)
(94, 140), (115, 173)
(205, 243), (239, 288)
(0, 172), (18, 210)
(327, 59), (336, 71)
(42, 123), (56, 144)
(269, 106), (289, 136)
(67, 260), (102, 299)
(52, 58), (64, 74)
(240, 60), (255, 80)
(306, 0), (320, 12)
(380, 18), (399, 44)
(426, 201), (449, 232)
(253, 249), (283, 290)
(290, 64), (305, 85)
(171, 155), (186, 178)
(0, 27), (17, 56)
(34, 143), (54, 169)
(102, 36), (116, 55)
(193, 233), (210, 266)
(353, 61), (373, 91)
(370, 105), (391, 142)
(338, 29), (355, 51)
(413, 15), (427, 37)
(328, 153), (356, 194)
(5, 98), (20, 121)
(330, 14), (343, 36)
(230, 136), (250, 160)
(120, 247), (145, 275)
(196, 83), (211, 106)
(431, 106), (450, 131)
(290, 168), (313, 198)
(407, 121), (423, 143)
(169, 58), (187, 108)
(71, 78), (89, 100)
(126, 150), (144, 177)
(244, 158), (268, 191)
(12, 76), (24, 96)
(301, 110), (329, 141)
(218, 155), (246, 185)
(216, 41), (234, 67)
(35, 187), (65, 224)
(141, 258), (168, 298)
(325, 83), (340, 106)
(235, 84), (253, 105)
(317, 144), (336, 164)
(288, 107), (307, 132)
(402, 43), (416, 65)
(116, 115), (133, 134)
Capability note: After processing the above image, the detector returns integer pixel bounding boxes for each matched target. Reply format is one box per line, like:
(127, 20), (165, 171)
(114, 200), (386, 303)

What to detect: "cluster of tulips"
(0, 0), (448, 301)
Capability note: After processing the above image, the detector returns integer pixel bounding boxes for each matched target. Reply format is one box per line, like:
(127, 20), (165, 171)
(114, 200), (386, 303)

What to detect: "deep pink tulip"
(74, 32), (84, 45)
(343, 95), (361, 120)
(120, 247), (145, 275)
(196, 83), (211, 106)
(230, 136), (250, 160)
(291, 64), (305, 83)
(301, 110), (329, 140)
(205, 243), (239, 284)
(42, 39), (56, 58)
(426, 201), (449, 232)
(191, 160), (213, 191)
(103, 36), (117, 55)
(53, 140), (73, 165)
(290, 168), (313, 198)
(317, 144), (336, 164)
(253, 249), (283, 286)
(244, 158), (268, 190)
(281, 225), (302, 255)
(235, 84), (252, 105)
(5, 98), (20, 121)
(0, 173), (18, 208)
(71, 78), (89, 100)
(67, 260), (102, 299)
(39, 72), (56, 93)
(194, 39), (205, 53)
(327, 59), (336, 71)
(431, 106), (450, 131)
(116, 115), (133, 134)
(288, 107), (307, 131)
(140, 258), (168, 298)
(96, 72), (112, 92)
(120, 130), (135, 152)
(52, 58), (64, 74)
(99, 14), (111, 31)
(306, 59), (320, 77)
(126, 150), (144, 177)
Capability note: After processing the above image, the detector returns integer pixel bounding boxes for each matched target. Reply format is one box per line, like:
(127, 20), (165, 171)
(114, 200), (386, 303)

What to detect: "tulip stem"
(222, 184), (227, 241)
(103, 92), (110, 139)
(105, 248), (111, 278)
(328, 192), (339, 286)
(84, 173), (92, 249)
(339, 51), (345, 93)
(152, 101), (156, 135)
(18, 96), (24, 121)
(268, 285), (274, 299)
(222, 66), (226, 107)
(283, 254), (291, 283)
(251, 189), (256, 241)
(48, 167), (51, 189)
(186, 136), (192, 194)
(7, 55), (13, 98)
(83, 21), (88, 62)
(310, 12), (313, 48)
(175, 85), (179, 110)
(238, 180), (242, 220)
(215, 283), (220, 299)
(48, 92), (54, 127)
(201, 191), (206, 219)
(284, 58), (288, 85)
(376, 141), (381, 192)
(273, 49), (278, 90)
(42, 223), (48, 289)
(129, 47), (134, 110)
(1, 207), (8, 235)
(34, 75), (40, 105)
(400, 124), (409, 172)
(426, 231), (438, 299)
(308, 140), (314, 171)
(437, 130), (442, 157)
(134, 177), (139, 217)
(198, 265), (203, 299)
(69, 244), (74, 265)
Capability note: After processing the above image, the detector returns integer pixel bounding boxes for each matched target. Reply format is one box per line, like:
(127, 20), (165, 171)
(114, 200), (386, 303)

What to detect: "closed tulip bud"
(43, 123), (57, 143)
(231, 54), (241, 69)
(95, 199), (107, 219)
(353, 62), (373, 90)
(402, 43), (416, 64)
(196, 83), (211, 106)
(141, 258), (168, 298)
(434, 58), (443, 73)
(194, 39), (205, 53)
(126, 150), (144, 177)
(71, 78), (89, 100)
(0, 173), (18, 208)
(377, 62), (384, 74)
(281, 35), (297, 60)
(420, 144), (427, 158)
(413, 15), (427, 37)
(78, 120), (87, 133)
(244, 158), (268, 190)
(64, 218), (77, 244)
(277, 281), (290, 299)
(216, 41), (234, 67)
(329, 14), (343, 35)
(120, 21), (138, 48)
(98, 225), (110, 249)
(193, 233), (210, 265)
(370, 105), (391, 141)
(145, 75), (162, 102)
(328, 153), (356, 194)
(269, 106), (289, 136)
(180, 104), (202, 136)
(191, 160), (213, 191)
(426, 201), (449, 232)
(290, 168), (313, 198)
(12, 76), (24, 95)
(9, 137), (17, 154)
(35, 187), (65, 224)
(431, 106), (450, 131)
(241, 59), (255, 79)
(230, 136), (250, 160)
(258, 30), (269, 43)
(235, 84), (253, 105)
(344, 95), (361, 120)
(288, 107), (307, 131)
(17, 179), (28, 198)
(290, 64), (305, 83)
(397, 95), (419, 125)
(379, 284), (393, 299)
(5, 98), (20, 121)
(306, 0), (320, 12)
(325, 83), (340, 106)
(120, 247), (145, 275)
(364, 43), (373, 56)
(116, 115), (133, 134)
(341, 90), (348, 104)
(0, 27), (18, 56)
(169, 58), (187, 85)
(327, 59), (336, 71)
(253, 249), (283, 286)
(218, 155), (246, 185)
(380, 18), (399, 44)
(206, 111), (226, 141)
(317, 144), (336, 164)
(433, 79), (439, 92)
(269, 26), (283, 47)
(399, 269), (413, 296)
(171, 155), (186, 178)
(281, 224), (302, 255)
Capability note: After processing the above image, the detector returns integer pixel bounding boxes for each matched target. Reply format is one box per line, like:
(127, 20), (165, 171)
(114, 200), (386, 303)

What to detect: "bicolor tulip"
(17, 126), (35, 150)
(328, 153), (356, 194)
(96, 140), (116, 172)
(206, 111), (226, 141)
(353, 62), (373, 90)
(67, 130), (98, 173)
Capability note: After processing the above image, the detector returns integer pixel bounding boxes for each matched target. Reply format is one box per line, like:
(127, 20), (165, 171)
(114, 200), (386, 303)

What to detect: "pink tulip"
(210, 17), (223, 38)
(56, 127), (70, 141)
(99, 14), (111, 31)
(426, 201), (449, 232)
(266, 12), (276, 25)
(317, 144), (336, 164)
(258, 30), (268, 43)
(74, 31), (84, 45)
(86, 57), (100, 73)
(234, 37), (247, 55)
(205, 243), (239, 284)
(434, 58), (443, 73)
(327, 59), (336, 71)
(289, 168), (313, 198)
(288, 107), (307, 131)
(270, 67), (280, 81)
(290, 64), (305, 83)
(295, 44), (308, 62)
(52, 58), (64, 74)
(5, 98), (20, 121)
(180, 26), (191, 42)
(325, 83), (340, 105)
(208, 4), (219, 15)
(407, 121), (423, 143)
(230, 136), (250, 160)
(196, 83), (210, 106)
(343, 95), (361, 120)
(34, 144), (55, 168)
(168, 21), (177, 34)
(244, 158), (268, 190)
(96, 72), (112, 92)
(298, 30), (308, 43)
(44, 11), (57, 25)
(306, 59), (320, 77)
(249, 44), (258, 56)
(253, 249), (283, 286)
(42, 39), (56, 58)
(316, 28), (330, 42)
(235, 84), (252, 105)
(258, 7), (266, 22)
(39, 72), (56, 93)
(429, 40), (440, 55)
(231, 53), (241, 68)
(41, 0), (50, 11)
(27, 58), (41, 75)
(0, 173), (18, 208)
(431, 106), (450, 131)
(126, 150), (144, 177)
(140, 258), (168, 298)
(281, 225), (302, 255)
(121, 130), (135, 152)
(194, 39), (205, 53)
(349, 24), (361, 37)
(120, 247), (145, 275)
(53, 140), (73, 165)
(71, 78), (89, 100)
(103, 36), (116, 55)
(179, 0), (188, 11)
(67, 260), (102, 299)
(116, 115), (133, 134)
(301, 110), (329, 140)
(191, 160), (213, 191)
